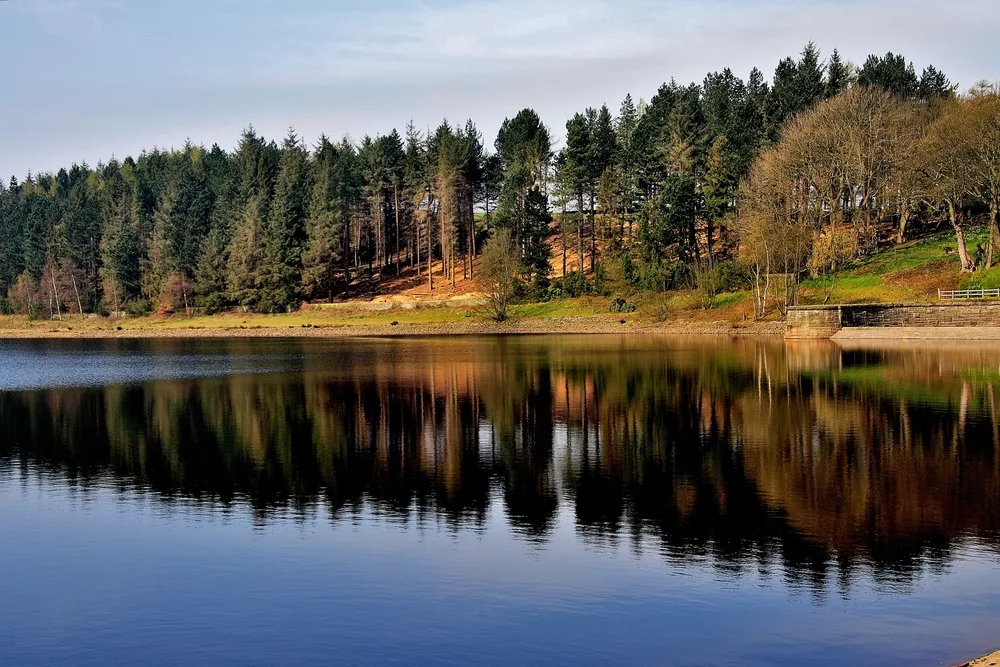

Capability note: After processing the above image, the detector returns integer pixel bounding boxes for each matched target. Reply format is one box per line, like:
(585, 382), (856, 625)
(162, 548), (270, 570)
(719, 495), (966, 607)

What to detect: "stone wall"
(786, 302), (1000, 338)
(786, 306), (842, 339)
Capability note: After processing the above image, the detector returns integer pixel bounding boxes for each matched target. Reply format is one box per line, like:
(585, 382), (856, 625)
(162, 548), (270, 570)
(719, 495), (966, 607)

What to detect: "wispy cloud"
(1, 0), (998, 177)
(232, 0), (999, 87)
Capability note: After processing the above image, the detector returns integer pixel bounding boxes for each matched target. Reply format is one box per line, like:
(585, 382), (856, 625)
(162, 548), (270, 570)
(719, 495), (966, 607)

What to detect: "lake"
(1, 336), (998, 666)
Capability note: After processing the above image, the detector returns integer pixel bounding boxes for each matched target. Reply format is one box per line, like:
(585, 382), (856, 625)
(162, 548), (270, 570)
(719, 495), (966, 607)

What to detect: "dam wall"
(786, 302), (1000, 338)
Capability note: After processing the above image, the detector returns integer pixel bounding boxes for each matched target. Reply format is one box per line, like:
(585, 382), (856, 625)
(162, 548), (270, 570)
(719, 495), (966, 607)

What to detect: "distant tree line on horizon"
(1, 43), (989, 319)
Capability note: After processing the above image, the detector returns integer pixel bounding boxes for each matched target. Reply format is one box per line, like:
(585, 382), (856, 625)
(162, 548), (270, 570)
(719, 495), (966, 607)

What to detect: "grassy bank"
(0, 294), (784, 339)
(798, 228), (991, 304)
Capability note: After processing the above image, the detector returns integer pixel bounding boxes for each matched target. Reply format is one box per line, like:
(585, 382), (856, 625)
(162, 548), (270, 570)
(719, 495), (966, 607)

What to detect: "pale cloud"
(243, 0), (999, 88)
(1, 0), (998, 178)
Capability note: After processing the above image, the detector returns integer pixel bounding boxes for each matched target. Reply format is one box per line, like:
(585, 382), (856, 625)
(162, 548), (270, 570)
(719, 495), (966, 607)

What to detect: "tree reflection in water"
(1, 336), (998, 595)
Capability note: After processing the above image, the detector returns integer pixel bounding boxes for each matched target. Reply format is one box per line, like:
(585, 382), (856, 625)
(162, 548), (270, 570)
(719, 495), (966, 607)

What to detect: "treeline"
(0, 44), (962, 318)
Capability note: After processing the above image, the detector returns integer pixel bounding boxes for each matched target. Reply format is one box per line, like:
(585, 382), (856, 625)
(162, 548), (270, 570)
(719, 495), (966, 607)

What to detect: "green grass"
(961, 265), (1000, 290)
(0, 297), (615, 334)
(714, 292), (749, 309)
(798, 228), (991, 304)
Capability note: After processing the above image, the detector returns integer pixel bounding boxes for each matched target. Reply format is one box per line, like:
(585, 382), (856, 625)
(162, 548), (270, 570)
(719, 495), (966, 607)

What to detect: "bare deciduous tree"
(476, 228), (519, 322)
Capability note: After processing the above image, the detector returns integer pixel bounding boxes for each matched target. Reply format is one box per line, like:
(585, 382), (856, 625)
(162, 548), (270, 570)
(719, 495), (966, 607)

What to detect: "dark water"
(1, 336), (999, 666)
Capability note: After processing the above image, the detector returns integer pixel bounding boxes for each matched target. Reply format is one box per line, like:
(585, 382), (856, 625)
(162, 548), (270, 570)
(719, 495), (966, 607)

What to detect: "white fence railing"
(939, 289), (1000, 300)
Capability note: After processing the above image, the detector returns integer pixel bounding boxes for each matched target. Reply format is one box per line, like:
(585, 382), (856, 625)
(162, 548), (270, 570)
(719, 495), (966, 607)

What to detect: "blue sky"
(2, 0), (998, 179)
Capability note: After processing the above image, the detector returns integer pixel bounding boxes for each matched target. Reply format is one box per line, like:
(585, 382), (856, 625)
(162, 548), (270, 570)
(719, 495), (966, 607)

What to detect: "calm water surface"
(1, 336), (999, 666)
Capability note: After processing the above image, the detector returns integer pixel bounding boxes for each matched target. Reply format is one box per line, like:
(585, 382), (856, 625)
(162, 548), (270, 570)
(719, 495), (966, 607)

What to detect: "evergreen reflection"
(1, 336), (998, 592)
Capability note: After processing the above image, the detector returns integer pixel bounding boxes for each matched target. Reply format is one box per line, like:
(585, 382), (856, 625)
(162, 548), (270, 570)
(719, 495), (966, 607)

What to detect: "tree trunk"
(468, 202), (475, 279)
(689, 216), (698, 263)
(948, 200), (976, 272)
(589, 191), (597, 274)
(987, 200), (998, 269)
(427, 216), (433, 291)
(51, 271), (62, 321)
(897, 204), (910, 245)
(577, 191), (585, 273)
(394, 184), (401, 276)
(343, 214), (351, 289)
(72, 273), (83, 317)
(706, 218), (714, 263)
(561, 206), (567, 277)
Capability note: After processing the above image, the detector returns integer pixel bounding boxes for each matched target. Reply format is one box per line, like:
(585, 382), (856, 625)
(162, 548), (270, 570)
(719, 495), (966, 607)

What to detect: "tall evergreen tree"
(825, 49), (850, 98)
(495, 109), (553, 275)
(301, 135), (343, 300)
(226, 198), (265, 310)
(258, 129), (309, 312)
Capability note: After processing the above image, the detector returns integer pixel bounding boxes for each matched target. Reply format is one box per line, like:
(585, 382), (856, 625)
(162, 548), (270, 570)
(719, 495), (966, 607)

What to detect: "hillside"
(797, 227), (995, 305)
(1, 220), (995, 337)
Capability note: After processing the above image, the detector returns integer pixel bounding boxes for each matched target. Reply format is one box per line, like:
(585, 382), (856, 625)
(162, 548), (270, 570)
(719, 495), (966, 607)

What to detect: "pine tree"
(170, 146), (214, 277)
(587, 105), (617, 271)
(494, 109), (553, 276)
(766, 43), (826, 140)
(561, 113), (590, 271)
(226, 198), (265, 310)
(301, 135), (343, 300)
(193, 226), (229, 313)
(333, 138), (364, 288)
(857, 52), (919, 98)
(796, 41), (826, 104)
(918, 66), (954, 100)
(258, 129), (309, 313)
(825, 49), (850, 98)
(702, 135), (735, 256)
(403, 122), (428, 280)
(615, 94), (641, 230)
(99, 200), (142, 314)
(143, 184), (176, 302)
(61, 168), (102, 310)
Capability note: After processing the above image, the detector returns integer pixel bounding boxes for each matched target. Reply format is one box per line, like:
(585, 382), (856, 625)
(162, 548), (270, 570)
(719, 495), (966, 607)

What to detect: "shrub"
(156, 274), (193, 315)
(714, 259), (751, 293)
(609, 296), (637, 314)
(546, 271), (591, 300)
(693, 262), (720, 310)
(562, 270), (589, 297)
(642, 292), (672, 323)
(961, 266), (1000, 291)
(809, 227), (859, 277)
(639, 260), (691, 292)
(126, 300), (153, 318)
(7, 272), (38, 317)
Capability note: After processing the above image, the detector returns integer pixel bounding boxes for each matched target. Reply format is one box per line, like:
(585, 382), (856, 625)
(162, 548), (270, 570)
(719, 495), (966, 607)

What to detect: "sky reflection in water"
(1, 336), (998, 666)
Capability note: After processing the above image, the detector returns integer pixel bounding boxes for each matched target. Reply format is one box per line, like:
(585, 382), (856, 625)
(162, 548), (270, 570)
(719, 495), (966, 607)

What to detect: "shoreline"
(4, 318), (1000, 341)
(3, 311), (1000, 341)
(0, 318), (787, 339)
(959, 649), (1000, 667)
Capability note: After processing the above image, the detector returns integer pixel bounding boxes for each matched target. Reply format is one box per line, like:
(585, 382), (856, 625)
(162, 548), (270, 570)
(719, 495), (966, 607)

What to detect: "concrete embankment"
(787, 302), (1000, 339)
